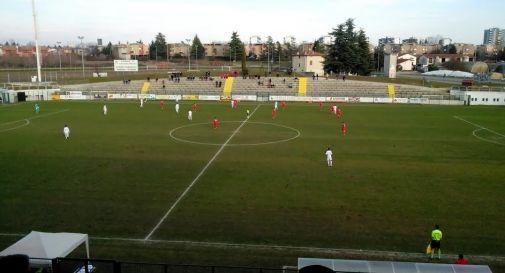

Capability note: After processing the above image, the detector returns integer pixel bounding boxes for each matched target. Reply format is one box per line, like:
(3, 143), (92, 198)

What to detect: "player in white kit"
(188, 110), (193, 120)
(175, 103), (180, 114)
(63, 125), (70, 140)
(103, 105), (107, 115)
(325, 147), (333, 167)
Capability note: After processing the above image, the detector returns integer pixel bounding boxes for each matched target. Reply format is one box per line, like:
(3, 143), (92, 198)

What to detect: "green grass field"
(0, 100), (504, 267)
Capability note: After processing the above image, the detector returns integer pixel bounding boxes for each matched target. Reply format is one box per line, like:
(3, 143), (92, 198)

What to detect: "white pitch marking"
(1, 232), (505, 262)
(0, 109), (69, 133)
(454, 116), (505, 146)
(169, 121), (301, 146)
(472, 128), (505, 146)
(0, 119), (30, 132)
(144, 104), (261, 240)
(454, 116), (505, 138)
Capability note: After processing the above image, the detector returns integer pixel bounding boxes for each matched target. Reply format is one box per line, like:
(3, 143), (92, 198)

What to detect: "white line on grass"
(2, 232), (503, 263)
(0, 109), (69, 133)
(144, 104), (261, 240)
(454, 116), (505, 146)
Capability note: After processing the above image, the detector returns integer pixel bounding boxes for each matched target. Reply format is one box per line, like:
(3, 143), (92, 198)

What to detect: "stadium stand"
(61, 77), (449, 98)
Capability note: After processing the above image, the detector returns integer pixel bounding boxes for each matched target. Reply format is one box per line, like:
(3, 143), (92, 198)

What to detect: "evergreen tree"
(228, 32), (243, 61)
(150, 32), (167, 60)
(191, 35), (205, 59)
(312, 38), (325, 53)
(356, 29), (373, 75)
(101, 42), (112, 56)
(284, 37), (297, 60)
(324, 18), (372, 75)
(324, 24), (346, 74)
(261, 36), (275, 62)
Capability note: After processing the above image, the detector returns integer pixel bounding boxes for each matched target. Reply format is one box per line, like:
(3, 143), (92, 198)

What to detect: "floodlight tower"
(32, 0), (42, 82)
(185, 39), (191, 71)
(78, 36), (85, 77)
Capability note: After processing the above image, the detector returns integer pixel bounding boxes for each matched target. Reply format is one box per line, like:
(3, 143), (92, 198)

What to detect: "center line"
(144, 104), (261, 240)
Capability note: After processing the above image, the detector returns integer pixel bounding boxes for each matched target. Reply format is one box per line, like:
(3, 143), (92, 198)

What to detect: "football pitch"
(0, 100), (504, 265)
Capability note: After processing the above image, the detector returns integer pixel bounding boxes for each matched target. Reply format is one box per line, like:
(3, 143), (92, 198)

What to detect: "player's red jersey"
(233, 100), (238, 108)
(341, 123), (347, 135)
(281, 101), (286, 109)
(272, 108), (277, 118)
(213, 118), (219, 128)
(159, 100), (165, 109)
(192, 103), (197, 112)
(319, 102), (323, 111)
(337, 108), (342, 118)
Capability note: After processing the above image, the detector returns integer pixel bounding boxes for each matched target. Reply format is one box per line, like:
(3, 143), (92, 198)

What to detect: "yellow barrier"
(387, 84), (395, 98)
(223, 77), (234, 96)
(298, 77), (307, 96)
(141, 82), (151, 94)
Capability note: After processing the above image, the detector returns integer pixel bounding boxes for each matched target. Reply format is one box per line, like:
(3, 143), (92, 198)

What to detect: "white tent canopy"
(0, 231), (89, 265)
(422, 70), (475, 78)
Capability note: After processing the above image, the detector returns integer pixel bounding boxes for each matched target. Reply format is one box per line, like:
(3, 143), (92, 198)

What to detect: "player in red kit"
(159, 100), (165, 110)
(336, 107), (342, 118)
(272, 108), (277, 119)
(331, 105), (337, 114)
(213, 117), (219, 129)
(281, 101), (286, 110)
(341, 121), (347, 135)
(319, 101), (323, 111)
(192, 102), (198, 112)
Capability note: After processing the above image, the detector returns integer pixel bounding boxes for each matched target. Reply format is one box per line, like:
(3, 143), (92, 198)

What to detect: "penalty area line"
(144, 104), (261, 240)
(454, 116), (505, 138)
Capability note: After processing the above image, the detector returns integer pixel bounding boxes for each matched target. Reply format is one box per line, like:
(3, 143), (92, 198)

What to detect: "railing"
(451, 86), (505, 92)
(51, 257), (299, 273)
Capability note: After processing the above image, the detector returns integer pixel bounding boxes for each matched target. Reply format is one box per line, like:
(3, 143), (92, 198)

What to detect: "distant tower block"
(384, 53), (398, 79)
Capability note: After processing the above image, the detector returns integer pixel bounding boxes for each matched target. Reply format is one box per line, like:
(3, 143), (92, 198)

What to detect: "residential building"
(418, 54), (472, 66)
(112, 44), (130, 60)
(453, 43), (476, 56)
(0, 46), (49, 57)
(483, 27), (504, 46)
(384, 43), (441, 56)
(397, 54), (416, 71)
(168, 43), (190, 57)
(204, 43), (227, 58)
(477, 44), (498, 55)
(292, 52), (324, 76)
(127, 43), (149, 59)
(245, 43), (264, 58)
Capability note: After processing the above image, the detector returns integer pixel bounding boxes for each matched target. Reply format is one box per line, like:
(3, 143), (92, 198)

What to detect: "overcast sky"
(1, 0), (503, 46)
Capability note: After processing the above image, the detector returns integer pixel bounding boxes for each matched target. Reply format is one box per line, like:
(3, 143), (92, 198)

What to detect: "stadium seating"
(62, 77), (449, 98)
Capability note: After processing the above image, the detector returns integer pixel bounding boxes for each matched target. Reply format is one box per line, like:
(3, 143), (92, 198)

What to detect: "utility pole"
(32, 0), (42, 82)
(78, 36), (85, 78)
(186, 39), (191, 71)
(57, 41), (62, 71)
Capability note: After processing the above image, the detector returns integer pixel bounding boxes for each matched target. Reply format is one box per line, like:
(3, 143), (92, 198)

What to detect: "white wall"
(466, 91), (505, 106)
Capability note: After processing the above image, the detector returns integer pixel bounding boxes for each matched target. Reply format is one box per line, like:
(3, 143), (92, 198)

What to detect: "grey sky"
(1, 0), (503, 46)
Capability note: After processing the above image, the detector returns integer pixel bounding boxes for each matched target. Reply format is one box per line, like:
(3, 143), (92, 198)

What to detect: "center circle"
(169, 121), (301, 146)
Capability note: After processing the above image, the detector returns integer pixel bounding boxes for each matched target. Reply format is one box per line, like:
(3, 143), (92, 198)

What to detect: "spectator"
(456, 254), (468, 265)
(430, 224), (443, 259)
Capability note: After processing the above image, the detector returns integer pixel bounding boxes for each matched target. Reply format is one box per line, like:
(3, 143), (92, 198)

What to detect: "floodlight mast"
(32, 0), (42, 83)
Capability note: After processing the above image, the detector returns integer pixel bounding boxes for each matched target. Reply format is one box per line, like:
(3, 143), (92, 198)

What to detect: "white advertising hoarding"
(114, 60), (138, 72)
